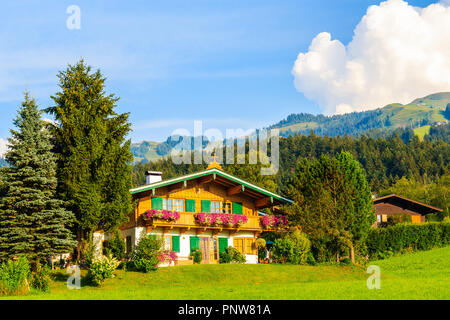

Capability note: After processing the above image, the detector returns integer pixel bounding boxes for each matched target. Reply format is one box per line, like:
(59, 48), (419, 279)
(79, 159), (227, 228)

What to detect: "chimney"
(145, 171), (162, 184)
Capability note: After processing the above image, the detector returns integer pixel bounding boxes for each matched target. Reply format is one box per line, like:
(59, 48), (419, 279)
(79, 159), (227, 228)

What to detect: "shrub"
(285, 231), (311, 264)
(0, 257), (31, 296)
(131, 235), (162, 272)
(31, 264), (50, 292)
(219, 247), (246, 264)
(87, 254), (119, 286)
(272, 231), (311, 264)
(108, 230), (126, 260)
(366, 221), (450, 259)
(255, 238), (266, 249)
(306, 252), (317, 265)
(272, 238), (294, 264)
(191, 249), (203, 264)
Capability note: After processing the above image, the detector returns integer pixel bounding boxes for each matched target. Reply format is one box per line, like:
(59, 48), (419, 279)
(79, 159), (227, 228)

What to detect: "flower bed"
(195, 212), (248, 228)
(143, 209), (180, 222)
(158, 251), (178, 264)
(260, 214), (289, 229)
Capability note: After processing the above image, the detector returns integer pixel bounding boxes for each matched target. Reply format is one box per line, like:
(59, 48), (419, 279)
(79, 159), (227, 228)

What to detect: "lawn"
(3, 246), (450, 300)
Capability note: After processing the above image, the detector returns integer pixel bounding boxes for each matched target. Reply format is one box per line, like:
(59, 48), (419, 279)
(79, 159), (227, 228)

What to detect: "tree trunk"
(350, 244), (355, 264)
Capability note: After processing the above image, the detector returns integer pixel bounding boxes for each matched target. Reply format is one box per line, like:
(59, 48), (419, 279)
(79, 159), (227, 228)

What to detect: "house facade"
(373, 194), (442, 226)
(93, 162), (292, 264)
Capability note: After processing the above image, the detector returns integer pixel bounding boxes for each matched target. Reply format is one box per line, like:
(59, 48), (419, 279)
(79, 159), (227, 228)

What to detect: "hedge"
(366, 222), (450, 259)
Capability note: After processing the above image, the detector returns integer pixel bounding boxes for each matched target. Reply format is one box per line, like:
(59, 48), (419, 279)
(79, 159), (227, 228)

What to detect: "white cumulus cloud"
(0, 138), (8, 158)
(292, 0), (450, 114)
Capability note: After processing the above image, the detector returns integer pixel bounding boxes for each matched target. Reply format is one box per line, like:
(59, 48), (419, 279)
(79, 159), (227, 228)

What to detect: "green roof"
(130, 168), (293, 204)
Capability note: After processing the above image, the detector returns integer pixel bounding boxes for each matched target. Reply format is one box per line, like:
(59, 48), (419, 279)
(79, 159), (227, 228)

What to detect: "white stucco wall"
(96, 227), (259, 264)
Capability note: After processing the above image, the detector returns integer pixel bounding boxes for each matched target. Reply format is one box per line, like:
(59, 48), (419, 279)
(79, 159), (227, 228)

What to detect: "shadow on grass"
(50, 272), (68, 283)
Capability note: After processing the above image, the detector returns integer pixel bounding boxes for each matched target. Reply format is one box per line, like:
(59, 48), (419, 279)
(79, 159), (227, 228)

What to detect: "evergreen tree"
(0, 93), (76, 264)
(46, 60), (133, 244)
(285, 152), (375, 263)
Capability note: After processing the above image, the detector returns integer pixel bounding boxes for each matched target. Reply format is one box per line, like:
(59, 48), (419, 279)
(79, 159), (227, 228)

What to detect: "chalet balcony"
(141, 211), (270, 233)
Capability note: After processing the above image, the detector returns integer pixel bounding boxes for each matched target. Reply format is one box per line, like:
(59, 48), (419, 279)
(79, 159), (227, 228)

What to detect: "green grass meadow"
(2, 246), (450, 300)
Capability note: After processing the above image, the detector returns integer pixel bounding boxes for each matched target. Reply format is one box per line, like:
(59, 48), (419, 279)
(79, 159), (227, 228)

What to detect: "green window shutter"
(232, 202), (243, 214)
(152, 197), (163, 210)
(149, 234), (156, 240)
(186, 199), (196, 213)
(190, 236), (200, 252)
(219, 238), (228, 253)
(201, 200), (211, 213)
(172, 236), (180, 253)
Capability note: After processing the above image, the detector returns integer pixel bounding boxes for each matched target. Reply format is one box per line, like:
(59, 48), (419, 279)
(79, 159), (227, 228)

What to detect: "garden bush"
(131, 235), (161, 272)
(191, 248), (203, 264)
(219, 247), (246, 264)
(366, 221), (450, 259)
(108, 230), (126, 260)
(0, 256), (31, 296)
(272, 231), (311, 264)
(285, 231), (311, 264)
(87, 254), (119, 286)
(31, 264), (50, 292)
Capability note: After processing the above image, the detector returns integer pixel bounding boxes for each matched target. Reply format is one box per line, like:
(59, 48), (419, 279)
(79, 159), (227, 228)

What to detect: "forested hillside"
(132, 132), (450, 194)
(130, 92), (450, 164)
(271, 92), (449, 138)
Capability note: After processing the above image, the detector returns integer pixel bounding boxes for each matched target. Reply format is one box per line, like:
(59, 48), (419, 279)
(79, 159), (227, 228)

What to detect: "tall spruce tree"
(46, 60), (133, 246)
(285, 151), (374, 263)
(0, 93), (76, 264)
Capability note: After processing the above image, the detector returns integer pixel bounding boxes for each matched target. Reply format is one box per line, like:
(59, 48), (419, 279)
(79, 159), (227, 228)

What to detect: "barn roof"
(373, 194), (442, 214)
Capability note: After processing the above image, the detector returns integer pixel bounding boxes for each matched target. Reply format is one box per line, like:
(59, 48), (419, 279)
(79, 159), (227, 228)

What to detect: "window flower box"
(260, 214), (288, 229)
(143, 209), (181, 223)
(194, 212), (248, 228)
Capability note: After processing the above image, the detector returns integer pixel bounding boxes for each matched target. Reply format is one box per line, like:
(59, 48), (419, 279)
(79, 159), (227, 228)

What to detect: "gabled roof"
(130, 167), (293, 206)
(374, 194), (442, 213)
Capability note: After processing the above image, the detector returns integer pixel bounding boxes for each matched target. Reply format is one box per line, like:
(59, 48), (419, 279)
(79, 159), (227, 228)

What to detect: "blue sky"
(0, 0), (440, 142)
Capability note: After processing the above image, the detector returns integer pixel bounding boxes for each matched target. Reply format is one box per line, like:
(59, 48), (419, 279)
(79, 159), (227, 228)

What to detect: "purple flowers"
(195, 212), (248, 228)
(144, 209), (181, 222)
(159, 251), (178, 264)
(260, 214), (289, 229)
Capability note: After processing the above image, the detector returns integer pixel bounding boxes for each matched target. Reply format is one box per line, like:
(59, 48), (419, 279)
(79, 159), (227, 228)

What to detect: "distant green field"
(279, 122), (319, 134)
(3, 246), (449, 300)
(413, 125), (431, 140)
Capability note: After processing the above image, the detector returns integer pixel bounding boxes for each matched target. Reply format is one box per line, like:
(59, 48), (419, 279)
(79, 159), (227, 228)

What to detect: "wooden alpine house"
(94, 161), (293, 265)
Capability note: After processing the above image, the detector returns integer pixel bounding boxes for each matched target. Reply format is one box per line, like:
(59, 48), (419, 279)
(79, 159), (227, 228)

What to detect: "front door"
(200, 238), (210, 263)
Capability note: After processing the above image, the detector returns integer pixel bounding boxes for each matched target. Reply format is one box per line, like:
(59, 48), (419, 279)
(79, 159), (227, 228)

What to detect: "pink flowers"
(195, 212), (248, 228)
(159, 251), (178, 264)
(144, 209), (180, 222)
(260, 214), (289, 229)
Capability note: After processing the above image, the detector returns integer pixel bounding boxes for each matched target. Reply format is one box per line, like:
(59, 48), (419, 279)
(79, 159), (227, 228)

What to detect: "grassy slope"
(413, 125), (431, 141)
(4, 246), (450, 300)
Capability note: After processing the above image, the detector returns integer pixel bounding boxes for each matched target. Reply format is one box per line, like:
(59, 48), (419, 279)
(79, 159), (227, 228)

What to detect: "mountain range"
(130, 92), (450, 164)
(1, 92), (449, 167)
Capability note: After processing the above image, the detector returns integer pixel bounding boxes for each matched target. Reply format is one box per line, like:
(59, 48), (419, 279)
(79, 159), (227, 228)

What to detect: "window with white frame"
(211, 201), (231, 213)
(163, 198), (184, 212)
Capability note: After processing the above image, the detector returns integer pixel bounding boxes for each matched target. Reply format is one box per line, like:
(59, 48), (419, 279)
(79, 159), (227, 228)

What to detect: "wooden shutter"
(186, 199), (196, 213)
(172, 236), (180, 252)
(232, 202), (243, 214)
(219, 238), (228, 253)
(152, 197), (163, 210)
(201, 200), (211, 213)
(190, 236), (200, 252)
